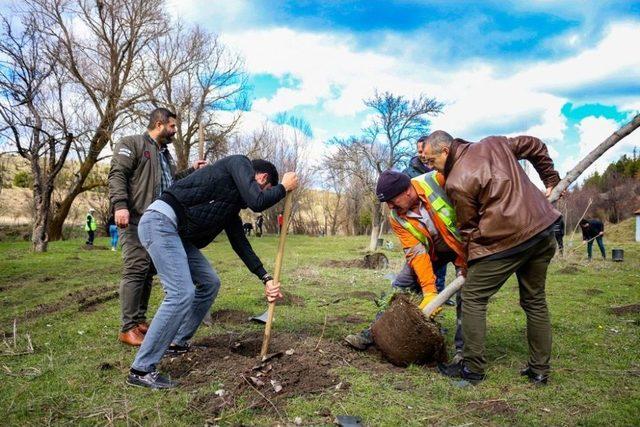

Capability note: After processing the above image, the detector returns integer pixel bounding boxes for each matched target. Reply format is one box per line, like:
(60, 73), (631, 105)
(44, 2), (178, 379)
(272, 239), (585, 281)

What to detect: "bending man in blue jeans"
(127, 156), (298, 389)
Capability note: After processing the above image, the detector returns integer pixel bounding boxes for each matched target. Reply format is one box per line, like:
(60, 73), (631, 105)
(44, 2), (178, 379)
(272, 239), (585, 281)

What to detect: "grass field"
(1, 232), (638, 426)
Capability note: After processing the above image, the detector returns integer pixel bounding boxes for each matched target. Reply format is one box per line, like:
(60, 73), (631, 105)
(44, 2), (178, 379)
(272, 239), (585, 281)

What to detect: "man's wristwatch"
(261, 274), (273, 285)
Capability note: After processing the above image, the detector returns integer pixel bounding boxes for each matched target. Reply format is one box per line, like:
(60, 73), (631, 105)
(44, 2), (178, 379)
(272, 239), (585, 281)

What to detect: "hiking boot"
(127, 370), (177, 389)
(520, 366), (549, 385)
(344, 332), (373, 350)
(438, 361), (485, 385)
(451, 351), (464, 365)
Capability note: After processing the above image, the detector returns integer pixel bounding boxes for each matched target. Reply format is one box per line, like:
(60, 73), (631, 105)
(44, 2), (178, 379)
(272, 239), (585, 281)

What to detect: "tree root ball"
(371, 294), (447, 367)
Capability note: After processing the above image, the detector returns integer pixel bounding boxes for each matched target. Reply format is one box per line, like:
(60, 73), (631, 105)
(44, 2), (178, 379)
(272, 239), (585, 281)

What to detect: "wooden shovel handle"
(260, 191), (293, 359)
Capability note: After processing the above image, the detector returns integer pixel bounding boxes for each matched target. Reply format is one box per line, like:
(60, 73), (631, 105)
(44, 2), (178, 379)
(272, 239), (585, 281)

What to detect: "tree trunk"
(549, 113), (640, 202)
(31, 183), (52, 252)
(367, 201), (382, 252)
(48, 123), (111, 240)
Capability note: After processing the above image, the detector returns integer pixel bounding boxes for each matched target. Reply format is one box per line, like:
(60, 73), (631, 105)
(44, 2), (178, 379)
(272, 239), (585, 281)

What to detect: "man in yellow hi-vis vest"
(85, 208), (97, 246)
(345, 170), (466, 355)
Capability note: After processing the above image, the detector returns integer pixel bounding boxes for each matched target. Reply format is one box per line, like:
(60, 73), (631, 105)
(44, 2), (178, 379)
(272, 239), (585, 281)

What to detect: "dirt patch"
(322, 252), (389, 270)
(78, 291), (119, 312)
(610, 303), (640, 316)
(6, 285), (117, 324)
(279, 292), (305, 307)
(80, 245), (110, 251)
(584, 288), (604, 296)
(210, 309), (253, 325)
(467, 400), (517, 417)
(558, 265), (581, 275)
(160, 332), (397, 416)
(344, 291), (378, 301)
(328, 314), (367, 324)
(372, 294), (446, 367)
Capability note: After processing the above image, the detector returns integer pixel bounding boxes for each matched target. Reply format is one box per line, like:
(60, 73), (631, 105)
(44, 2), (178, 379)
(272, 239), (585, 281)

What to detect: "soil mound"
(279, 292), (305, 307)
(210, 309), (253, 324)
(322, 252), (389, 270)
(558, 264), (580, 275)
(160, 332), (392, 416)
(371, 294), (446, 367)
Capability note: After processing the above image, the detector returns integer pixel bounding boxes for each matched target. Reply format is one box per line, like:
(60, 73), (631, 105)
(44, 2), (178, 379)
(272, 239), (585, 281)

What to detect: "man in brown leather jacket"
(109, 108), (205, 346)
(421, 130), (561, 385)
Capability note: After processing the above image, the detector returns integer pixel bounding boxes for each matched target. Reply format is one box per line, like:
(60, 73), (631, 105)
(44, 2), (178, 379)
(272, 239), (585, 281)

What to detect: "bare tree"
(0, 16), (74, 251)
(23, 0), (188, 240)
(141, 24), (248, 169)
(339, 91), (443, 250)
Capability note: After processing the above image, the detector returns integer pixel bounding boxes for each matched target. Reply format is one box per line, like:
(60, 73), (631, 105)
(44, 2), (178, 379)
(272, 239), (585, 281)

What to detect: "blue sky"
(25, 0), (640, 180)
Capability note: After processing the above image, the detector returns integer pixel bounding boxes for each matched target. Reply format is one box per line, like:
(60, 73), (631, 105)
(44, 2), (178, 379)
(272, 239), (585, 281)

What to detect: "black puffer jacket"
(159, 155), (286, 278)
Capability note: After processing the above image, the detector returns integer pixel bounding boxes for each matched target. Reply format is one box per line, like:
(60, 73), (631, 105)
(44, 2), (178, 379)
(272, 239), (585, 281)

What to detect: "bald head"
(422, 130), (454, 153)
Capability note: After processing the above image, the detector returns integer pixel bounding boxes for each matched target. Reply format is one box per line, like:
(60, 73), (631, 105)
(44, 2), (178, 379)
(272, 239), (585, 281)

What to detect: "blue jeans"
(109, 224), (119, 248)
(587, 236), (605, 259)
(131, 210), (220, 373)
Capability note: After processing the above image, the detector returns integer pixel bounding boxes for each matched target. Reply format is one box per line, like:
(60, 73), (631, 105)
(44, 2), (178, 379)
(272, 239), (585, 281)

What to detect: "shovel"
(259, 191), (293, 359)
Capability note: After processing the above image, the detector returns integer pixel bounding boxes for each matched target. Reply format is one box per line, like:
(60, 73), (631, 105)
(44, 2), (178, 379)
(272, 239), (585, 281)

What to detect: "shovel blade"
(250, 309), (270, 324)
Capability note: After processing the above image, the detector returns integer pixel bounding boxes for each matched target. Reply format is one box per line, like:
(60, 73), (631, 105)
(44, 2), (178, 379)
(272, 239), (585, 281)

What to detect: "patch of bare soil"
(584, 288), (604, 296)
(279, 292), (305, 307)
(328, 314), (366, 325)
(344, 291), (378, 301)
(8, 285), (117, 324)
(610, 303), (640, 316)
(80, 245), (110, 251)
(160, 332), (400, 417)
(372, 294), (446, 367)
(78, 291), (119, 312)
(210, 309), (253, 325)
(558, 264), (581, 275)
(322, 253), (389, 270)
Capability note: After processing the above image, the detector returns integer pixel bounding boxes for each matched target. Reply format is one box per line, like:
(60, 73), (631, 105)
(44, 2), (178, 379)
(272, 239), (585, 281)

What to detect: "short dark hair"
(147, 108), (177, 130)
(423, 130), (454, 153)
(579, 219), (589, 226)
(251, 159), (279, 186)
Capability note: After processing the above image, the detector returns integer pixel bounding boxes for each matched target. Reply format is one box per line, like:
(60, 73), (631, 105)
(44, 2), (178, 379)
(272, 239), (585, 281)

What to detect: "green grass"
(0, 234), (639, 426)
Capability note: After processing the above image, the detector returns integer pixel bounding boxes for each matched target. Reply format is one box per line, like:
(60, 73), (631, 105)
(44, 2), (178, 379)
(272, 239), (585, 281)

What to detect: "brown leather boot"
(137, 322), (149, 334)
(118, 327), (144, 346)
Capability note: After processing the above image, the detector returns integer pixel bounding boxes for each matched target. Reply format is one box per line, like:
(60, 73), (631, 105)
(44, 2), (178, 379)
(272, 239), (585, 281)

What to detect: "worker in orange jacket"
(345, 170), (466, 355)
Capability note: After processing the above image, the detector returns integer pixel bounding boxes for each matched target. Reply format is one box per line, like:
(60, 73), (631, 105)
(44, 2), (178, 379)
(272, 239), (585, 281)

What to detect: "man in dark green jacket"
(108, 108), (205, 346)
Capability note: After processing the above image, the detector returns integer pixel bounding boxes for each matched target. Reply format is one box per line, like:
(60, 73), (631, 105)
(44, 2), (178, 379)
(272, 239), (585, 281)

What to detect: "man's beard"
(159, 127), (176, 144)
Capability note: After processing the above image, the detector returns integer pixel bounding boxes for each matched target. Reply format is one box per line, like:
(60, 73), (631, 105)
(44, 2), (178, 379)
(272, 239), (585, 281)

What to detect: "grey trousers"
(119, 223), (155, 332)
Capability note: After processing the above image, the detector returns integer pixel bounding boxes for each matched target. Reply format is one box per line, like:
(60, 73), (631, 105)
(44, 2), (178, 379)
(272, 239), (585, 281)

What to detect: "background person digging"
(109, 108), (206, 347)
(345, 170), (466, 358)
(422, 130), (561, 385)
(579, 219), (606, 260)
(127, 156), (298, 389)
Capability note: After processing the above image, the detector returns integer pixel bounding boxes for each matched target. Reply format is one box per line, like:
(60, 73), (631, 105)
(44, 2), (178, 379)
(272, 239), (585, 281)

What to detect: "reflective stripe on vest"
(412, 171), (461, 242)
(390, 171), (461, 246)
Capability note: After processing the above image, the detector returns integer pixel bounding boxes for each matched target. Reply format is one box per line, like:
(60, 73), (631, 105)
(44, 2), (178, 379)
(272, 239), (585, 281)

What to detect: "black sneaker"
(438, 361), (486, 385)
(520, 366), (548, 385)
(127, 370), (177, 389)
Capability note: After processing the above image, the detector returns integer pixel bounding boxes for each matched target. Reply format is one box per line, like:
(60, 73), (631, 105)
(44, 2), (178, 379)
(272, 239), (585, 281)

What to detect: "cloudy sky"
(164, 0), (640, 179)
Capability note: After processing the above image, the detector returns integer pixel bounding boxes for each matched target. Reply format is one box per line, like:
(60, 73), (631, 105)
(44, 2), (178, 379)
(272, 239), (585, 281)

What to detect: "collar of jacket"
(410, 156), (430, 174)
(444, 138), (470, 178)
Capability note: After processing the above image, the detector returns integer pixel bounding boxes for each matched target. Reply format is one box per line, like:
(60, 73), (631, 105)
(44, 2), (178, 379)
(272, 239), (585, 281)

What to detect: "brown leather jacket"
(444, 136), (561, 261)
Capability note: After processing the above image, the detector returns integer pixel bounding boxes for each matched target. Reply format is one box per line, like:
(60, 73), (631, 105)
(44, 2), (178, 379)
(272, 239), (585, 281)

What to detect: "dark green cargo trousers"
(462, 234), (556, 376)
(119, 223), (156, 332)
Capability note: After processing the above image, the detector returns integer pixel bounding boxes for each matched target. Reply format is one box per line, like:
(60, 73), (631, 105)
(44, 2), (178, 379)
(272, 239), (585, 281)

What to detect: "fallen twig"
(314, 314), (328, 351)
(241, 375), (285, 423)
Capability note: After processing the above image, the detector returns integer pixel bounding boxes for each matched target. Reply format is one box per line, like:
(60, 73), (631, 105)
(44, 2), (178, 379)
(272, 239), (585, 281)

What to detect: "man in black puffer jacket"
(126, 155), (298, 389)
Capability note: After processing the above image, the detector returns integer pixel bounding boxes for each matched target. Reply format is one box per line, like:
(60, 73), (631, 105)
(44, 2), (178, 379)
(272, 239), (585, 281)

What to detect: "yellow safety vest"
(390, 171), (461, 250)
(85, 214), (97, 231)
